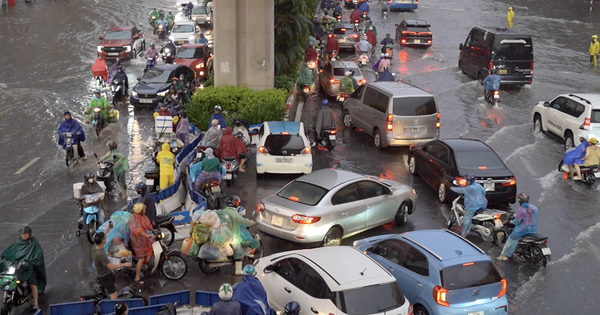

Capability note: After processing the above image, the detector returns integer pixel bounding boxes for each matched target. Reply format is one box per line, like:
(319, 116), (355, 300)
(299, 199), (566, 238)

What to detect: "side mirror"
(263, 265), (274, 274)
(543, 101), (550, 107)
(386, 187), (393, 195)
(459, 43), (464, 50)
(99, 36), (104, 40)
(137, 77), (142, 81)
(364, 246), (374, 254)
(427, 24), (431, 27)
(133, 34), (140, 39)
(394, 24), (398, 27)
(452, 180), (458, 185)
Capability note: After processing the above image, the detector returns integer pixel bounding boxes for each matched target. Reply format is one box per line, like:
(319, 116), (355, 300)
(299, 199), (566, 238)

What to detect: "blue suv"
(354, 230), (508, 315)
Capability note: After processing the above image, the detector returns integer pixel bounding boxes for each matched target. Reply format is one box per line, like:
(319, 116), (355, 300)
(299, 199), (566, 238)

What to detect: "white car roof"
(566, 93), (600, 109)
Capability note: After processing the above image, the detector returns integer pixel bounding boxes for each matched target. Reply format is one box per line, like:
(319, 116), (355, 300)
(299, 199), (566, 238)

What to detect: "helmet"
(214, 105), (222, 111)
(114, 302), (128, 315)
(234, 119), (242, 126)
(107, 141), (118, 151)
(150, 43), (155, 46)
(517, 193), (530, 205)
(218, 283), (234, 301)
(344, 71), (352, 76)
(135, 182), (147, 193)
(243, 264), (256, 276)
(284, 302), (301, 315)
(167, 39), (173, 44)
(84, 171), (95, 181)
(369, 27), (373, 30)
(20, 226), (32, 235)
(363, 35), (368, 40)
(228, 195), (241, 207)
(380, 53), (385, 57)
(384, 53), (389, 57)
(386, 33), (391, 37)
(322, 99), (329, 106)
(172, 77), (179, 81)
(115, 58), (121, 63)
(465, 173), (476, 185)
(94, 89), (101, 94)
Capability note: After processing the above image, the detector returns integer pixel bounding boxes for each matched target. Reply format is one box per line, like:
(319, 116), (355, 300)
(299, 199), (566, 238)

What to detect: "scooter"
(92, 106), (105, 137)
(495, 212), (551, 267)
(162, 48), (175, 64)
(131, 231), (188, 280)
(77, 192), (106, 244)
(314, 127), (336, 152)
(149, 15), (157, 28)
(357, 51), (369, 67)
(558, 159), (599, 189)
(144, 56), (157, 74)
(447, 195), (505, 242)
(335, 14), (342, 24)
(156, 214), (177, 247)
(157, 24), (166, 40)
(63, 132), (75, 166)
(307, 60), (317, 72)
(485, 89), (500, 106)
(329, 50), (338, 62)
(202, 178), (222, 210)
(382, 10), (388, 19)
(94, 153), (116, 195)
(221, 157), (239, 188)
(0, 261), (32, 315)
(300, 83), (312, 101)
(353, 19), (360, 32)
(111, 78), (125, 106)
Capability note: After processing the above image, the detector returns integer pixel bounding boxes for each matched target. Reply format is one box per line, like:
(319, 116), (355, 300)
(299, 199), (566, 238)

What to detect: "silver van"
(342, 82), (440, 148)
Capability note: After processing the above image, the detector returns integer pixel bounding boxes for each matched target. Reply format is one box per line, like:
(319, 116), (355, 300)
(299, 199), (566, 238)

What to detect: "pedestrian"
(92, 231), (132, 300)
(506, 7), (514, 28)
(590, 35), (599, 66)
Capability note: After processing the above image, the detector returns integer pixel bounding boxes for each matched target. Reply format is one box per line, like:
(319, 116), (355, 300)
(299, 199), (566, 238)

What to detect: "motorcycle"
(162, 48), (175, 64)
(336, 92), (347, 102)
(335, 14), (342, 24)
(495, 212), (551, 266)
(300, 83), (312, 101)
(157, 24), (166, 40)
(357, 51), (369, 67)
(144, 56), (157, 74)
(111, 79), (125, 106)
(221, 157), (239, 188)
(149, 15), (157, 29)
(77, 192), (106, 244)
(307, 60), (317, 72)
(485, 89), (500, 106)
(63, 132), (75, 166)
(94, 153), (116, 195)
(134, 231), (188, 280)
(353, 19), (360, 32)
(446, 195), (505, 242)
(558, 159), (599, 189)
(144, 165), (160, 193)
(156, 214), (177, 247)
(314, 127), (336, 152)
(202, 178), (222, 210)
(383, 10), (388, 19)
(0, 261), (32, 315)
(361, 11), (368, 22)
(329, 50), (338, 62)
(92, 106), (105, 137)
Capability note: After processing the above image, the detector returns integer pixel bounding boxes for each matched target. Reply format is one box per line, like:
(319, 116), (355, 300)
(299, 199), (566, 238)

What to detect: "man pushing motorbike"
(450, 173), (488, 237)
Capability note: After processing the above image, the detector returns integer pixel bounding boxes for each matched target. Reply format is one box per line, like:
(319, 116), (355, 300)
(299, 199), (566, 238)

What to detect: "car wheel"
(438, 182), (447, 203)
(132, 49), (137, 59)
(373, 129), (382, 149)
(533, 115), (544, 134)
(477, 72), (484, 86)
(459, 60), (466, 74)
(322, 227), (342, 247)
(395, 202), (409, 226)
(408, 155), (417, 176)
(564, 131), (574, 150)
(343, 111), (353, 128)
(414, 306), (429, 315)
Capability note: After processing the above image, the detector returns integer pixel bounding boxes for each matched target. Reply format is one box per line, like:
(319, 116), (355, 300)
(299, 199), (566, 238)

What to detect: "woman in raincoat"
(176, 110), (190, 146)
(156, 142), (175, 190)
(99, 141), (129, 199)
(129, 203), (156, 283)
(498, 193), (538, 261)
(297, 62), (315, 93)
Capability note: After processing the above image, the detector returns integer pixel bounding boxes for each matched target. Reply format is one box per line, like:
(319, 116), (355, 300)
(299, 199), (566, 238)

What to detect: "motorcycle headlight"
(188, 35), (196, 41)
(97, 46), (104, 53)
(131, 90), (138, 97)
(168, 35), (175, 41)
(93, 107), (101, 113)
(7, 267), (15, 275)
(124, 45), (131, 52)
(157, 90), (168, 96)
(195, 64), (204, 69)
(164, 48), (171, 53)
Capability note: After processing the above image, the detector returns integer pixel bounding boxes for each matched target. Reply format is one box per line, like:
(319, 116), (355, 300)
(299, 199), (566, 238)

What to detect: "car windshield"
(172, 24), (195, 33)
(393, 97), (437, 116)
(339, 283), (405, 315)
(493, 39), (533, 60)
(441, 261), (502, 290)
(455, 151), (506, 170)
(333, 28), (348, 35)
(192, 6), (210, 14)
(333, 68), (359, 76)
(264, 134), (305, 155)
(104, 30), (131, 40)
(276, 181), (328, 206)
(140, 69), (172, 83)
(177, 47), (204, 59)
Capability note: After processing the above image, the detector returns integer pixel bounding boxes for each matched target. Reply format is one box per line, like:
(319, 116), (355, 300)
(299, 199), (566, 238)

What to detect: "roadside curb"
(295, 100), (305, 122)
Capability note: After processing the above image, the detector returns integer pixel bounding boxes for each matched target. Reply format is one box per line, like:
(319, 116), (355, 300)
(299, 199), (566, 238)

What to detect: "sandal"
(134, 279), (145, 285)
(32, 305), (40, 310)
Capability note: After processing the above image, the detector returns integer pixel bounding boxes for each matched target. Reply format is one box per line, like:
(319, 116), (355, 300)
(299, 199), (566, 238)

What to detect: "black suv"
(395, 20), (432, 48)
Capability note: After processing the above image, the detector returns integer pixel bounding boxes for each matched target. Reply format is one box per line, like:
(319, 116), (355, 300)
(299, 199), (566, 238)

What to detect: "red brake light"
(462, 262), (475, 266)
(427, 40), (432, 44)
(302, 147), (311, 154)
(407, 304), (413, 315)
(291, 214), (321, 224)
(433, 286), (449, 307)
(488, 60), (494, 71)
(580, 117), (591, 130)
(328, 129), (336, 134)
(359, 79), (366, 84)
(456, 177), (467, 186)
(420, 32), (432, 35)
(478, 166), (487, 169)
(258, 146), (267, 154)
(501, 177), (516, 186)
(281, 131), (290, 135)
(330, 79), (339, 84)
(352, 34), (358, 38)
(401, 39), (407, 43)
(386, 114), (393, 131)
(340, 28), (346, 31)
(498, 279), (507, 298)
(436, 112), (440, 129)
(258, 202), (265, 212)
(289, 196), (299, 202)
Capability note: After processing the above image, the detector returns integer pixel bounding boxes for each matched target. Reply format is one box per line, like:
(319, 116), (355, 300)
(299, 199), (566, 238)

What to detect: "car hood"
(133, 81), (170, 94)
(171, 32), (194, 39)
(99, 39), (131, 47)
(174, 58), (203, 67)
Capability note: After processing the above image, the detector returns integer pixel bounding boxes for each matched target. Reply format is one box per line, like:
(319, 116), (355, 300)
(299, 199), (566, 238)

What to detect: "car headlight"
(157, 90), (168, 96)
(97, 46), (104, 53)
(131, 90), (138, 97)
(188, 35), (196, 41)
(206, 16), (211, 20)
(192, 17), (197, 20)
(195, 64), (204, 69)
(124, 45), (131, 52)
(169, 35), (175, 41)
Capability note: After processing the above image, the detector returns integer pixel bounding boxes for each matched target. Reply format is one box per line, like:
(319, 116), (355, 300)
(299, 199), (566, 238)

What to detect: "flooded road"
(1, 0), (600, 313)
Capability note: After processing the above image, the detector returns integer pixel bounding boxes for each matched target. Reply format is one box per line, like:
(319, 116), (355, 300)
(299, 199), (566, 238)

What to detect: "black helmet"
(517, 193), (530, 205)
(20, 226), (32, 235)
(84, 171), (95, 181)
(234, 119), (242, 126)
(490, 68), (496, 75)
(465, 173), (476, 185)
(115, 58), (121, 63)
(228, 195), (241, 207)
(107, 141), (117, 151)
(135, 182), (147, 194)
(284, 302), (301, 315)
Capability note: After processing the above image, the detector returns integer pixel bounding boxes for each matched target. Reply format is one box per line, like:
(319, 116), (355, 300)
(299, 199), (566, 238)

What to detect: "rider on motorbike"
(0, 226), (47, 310)
(87, 89), (110, 125)
(145, 43), (160, 64)
(98, 141), (129, 199)
(58, 111), (86, 160)
(483, 68), (501, 102)
(93, 231), (132, 300)
(197, 33), (209, 44)
(450, 173), (488, 237)
(193, 147), (222, 193)
(378, 53), (391, 73)
(358, 1), (369, 16)
(216, 201), (258, 275)
(340, 71), (355, 94)
(333, 2), (342, 17)
(377, 67), (395, 82)
(112, 67), (129, 96)
(315, 100), (336, 143)
(208, 283), (242, 315)
(572, 136), (600, 180)
(201, 119), (223, 150)
(79, 172), (105, 228)
(298, 62), (315, 94)
(219, 127), (248, 172)
(233, 120), (251, 146)
(498, 193), (539, 261)
(326, 34), (340, 62)
(166, 10), (175, 27)
(129, 203), (157, 284)
(350, 8), (361, 24)
(380, 33), (394, 53)
(355, 35), (372, 56)
(381, 0), (390, 18)
(233, 265), (272, 315)
(149, 8), (160, 26)
(186, 2), (194, 18)
(161, 41), (177, 64)
(366, 27), (377, 48)
(156, 15), (169, 33)
(108, 58), (126, 81)
(135, 182), (158, 229)
(208, 105), (227, 130)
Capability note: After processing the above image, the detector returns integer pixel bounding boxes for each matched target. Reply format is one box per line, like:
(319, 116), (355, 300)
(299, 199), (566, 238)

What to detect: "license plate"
(223, 173), (232, 180)
(146, 179), (154, 186)
(493, 94), (500, 99)
(339, 38), (346, 43)
(177, 41), (185, 45)
(271, 215), (284, 226)
(329, 135), (336, 140)
(467, 312), (483, 315)
(414, 39), (420, 43)
(494, 219), (503, 229)
(411, 128), (419, 134)
(484, 182), (495, 191)
(276, 158), (293, 163)
(498, 69), (508, 74)
(108, 52), (119, 56)
(338, 97), (345, 101)
(303, 88), (309, 93)
(211, 185), (221, 193)
(541, 247), (551, 255)
(139, 99), (153, 103)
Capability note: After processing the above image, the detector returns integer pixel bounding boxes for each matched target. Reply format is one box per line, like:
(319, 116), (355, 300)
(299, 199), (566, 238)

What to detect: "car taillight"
(401, 39), (407, 43)
(352, 34), (359, 38)
(386, 114), (393, 131)
(402, 31), (416, 35)
(498, 279), (507, 298)
(580, 117), (591, 130)
(258, 202), (265, 212)
(433, 286), (449, 307)
(436, 112), (440, 129)
(530, 61), (534, 75)
(407, 304), (413, 315)
(359, 79), (366, 84)
(291, 214), (321, 224)
(501, 177), (516, 186)
(330, 79), (339, 84)
(419, 32), (432, 35)
(456, 177), (467, 186)
(427, 40), (432, 44)
(488, 60), (494, 72)
(302, 147), (311, 154)
(258, 146), (267, 154)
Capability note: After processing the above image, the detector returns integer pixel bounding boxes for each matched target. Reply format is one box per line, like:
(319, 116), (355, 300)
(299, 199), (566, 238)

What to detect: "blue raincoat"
(358, 1), (370, 14)
(483, 74), (501, 90)
(451, 182), (487, 211)
(378, 70), (395, 82)
(233, 275), (274, 315)
(57, 111), (86, 149)
(208, 112), (227, 130)
(564, 139), (588, 165)
(511, 203), (538, 237)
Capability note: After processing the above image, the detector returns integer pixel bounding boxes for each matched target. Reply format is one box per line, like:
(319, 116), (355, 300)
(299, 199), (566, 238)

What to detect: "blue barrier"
(195, 290), (219, 307)
(100, 298), (145, 315)
(149, 290), (190, 306)
(49, 300), (95, 315)
(127, 304), (165, 315)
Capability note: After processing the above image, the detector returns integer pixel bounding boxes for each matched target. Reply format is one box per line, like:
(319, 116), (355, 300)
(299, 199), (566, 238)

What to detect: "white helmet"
(218, 283), (234, 301)
(344, 71), (352, 76)
(380, 53), (385, 57)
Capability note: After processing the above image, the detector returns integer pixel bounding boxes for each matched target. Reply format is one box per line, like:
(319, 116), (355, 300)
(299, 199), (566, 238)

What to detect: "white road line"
(520, 156), (537, 176)
(15, 157), (40, 175)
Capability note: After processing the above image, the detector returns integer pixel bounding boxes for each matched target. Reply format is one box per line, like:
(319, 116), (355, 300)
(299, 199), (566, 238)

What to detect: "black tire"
(161, 252), (188, 280)
(343, 111), (353, 128)
(589, 173), (598, 190)
(198, 259), (219, 274)
(408, 155), (417, 176)
(96, 121), (101, 137)
(530, 245), (547, 267)
(414, 306), (429, 315)
(438, 182), (448, 203)
(226, 179), (232, 188)
(494, 228), (507, 248)
(322, 227), (342, 247)
(395, 202), (409, 227)
(1, 301), (12, 315)
(481, 221), (495, 242)
(477, 72), (484, 86)
(373, 129), (383, 149)
(564, 131), (574, 150)
(446, 212), (455, 229)
(87, 220), (97, 244)
(163, 227), (175, 247)
(66, 147), (73, 166)
(207, 194), (218, 209)
(132, 49), (137, 59)
(459, 60), (466, 74)
(533, 115), (543, 134)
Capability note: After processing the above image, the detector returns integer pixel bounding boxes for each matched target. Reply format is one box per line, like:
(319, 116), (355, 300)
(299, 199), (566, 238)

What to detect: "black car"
(395, 20), (432, 48)
(130, 65), (196, 107)
(408, 139), (516, 204)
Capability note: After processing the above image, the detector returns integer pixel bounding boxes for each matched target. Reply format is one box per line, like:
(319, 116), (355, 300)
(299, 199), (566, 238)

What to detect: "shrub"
(185, 85), (288, 131)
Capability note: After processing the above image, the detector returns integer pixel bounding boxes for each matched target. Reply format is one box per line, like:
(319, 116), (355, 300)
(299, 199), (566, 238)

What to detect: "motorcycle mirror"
(94, 153), (98, 159)
(137, 77), (142, 81)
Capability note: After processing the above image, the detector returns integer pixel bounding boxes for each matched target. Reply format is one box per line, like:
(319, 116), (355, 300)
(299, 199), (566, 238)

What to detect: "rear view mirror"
(427, 24), (431, 27)
(543, 101), (550, 107)
(263, 265), (274, 274)
(459, 43), (464, 50)
(99, 36), (104, 40)
(364, 246), (374, 254)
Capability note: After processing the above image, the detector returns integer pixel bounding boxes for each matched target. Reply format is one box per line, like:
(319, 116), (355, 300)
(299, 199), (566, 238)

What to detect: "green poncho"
(0, 237), (47, 293)
(297, 63), (314, 86)
(100, 149), (129, 176)
(340, 77), (355, 94)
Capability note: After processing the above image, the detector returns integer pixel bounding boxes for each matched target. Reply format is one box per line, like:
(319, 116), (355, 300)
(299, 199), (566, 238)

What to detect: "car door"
(330, 183), (367, 234)
(415, 141), (441, 186)
(394, 241), (429, 302)
(428, 142), (450, 190)
(292, 261), (337, 315)
(356, 86), (379, 135)
(545, 96), (568, 136)
(345, 84), (366, 129)
(356, 180), (397, 228)
(267, 258), (304, 311)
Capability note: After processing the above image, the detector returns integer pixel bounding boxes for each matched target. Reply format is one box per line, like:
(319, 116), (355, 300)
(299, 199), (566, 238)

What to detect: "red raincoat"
(305, 46), (318, 61)
(129, 213), (154, 261)
(350, 9), (361, 23)
(366, 30), (377, 46)
(219, 127), (247, 162)
(327, 37), (340, 53)
(91, 58), (108, 82)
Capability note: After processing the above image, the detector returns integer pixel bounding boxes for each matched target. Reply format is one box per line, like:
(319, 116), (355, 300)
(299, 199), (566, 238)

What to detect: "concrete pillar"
(213, 0), (274, 90)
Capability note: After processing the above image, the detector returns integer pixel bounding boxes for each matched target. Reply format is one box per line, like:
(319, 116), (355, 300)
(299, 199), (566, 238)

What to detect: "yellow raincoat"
(156, 143), (175, 190)
(506, 7), (514, 28)
(590, 35), (599, 66)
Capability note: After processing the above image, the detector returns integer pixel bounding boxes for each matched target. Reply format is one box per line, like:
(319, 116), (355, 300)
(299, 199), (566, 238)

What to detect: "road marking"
(15, 157), (40, 175)
(403, 154), (409, 169)
(0, 107), (12, 117)
(520, 156), (537, 176)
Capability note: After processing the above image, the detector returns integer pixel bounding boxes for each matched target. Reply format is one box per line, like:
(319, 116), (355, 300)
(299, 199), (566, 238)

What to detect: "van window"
(493, 39), (533, 60)
(591, 110), (600, 123)
(441, 261), (502, 290)
(333, 67), (359, 76)
(363, 87), (388, 113)
(393, 97), (437, 116)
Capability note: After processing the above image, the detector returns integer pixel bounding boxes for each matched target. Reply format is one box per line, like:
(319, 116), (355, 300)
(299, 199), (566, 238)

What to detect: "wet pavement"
(2, 0), (600, 314)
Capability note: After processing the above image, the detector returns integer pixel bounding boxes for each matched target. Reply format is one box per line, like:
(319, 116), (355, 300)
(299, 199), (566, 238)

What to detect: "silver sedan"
(257, 169), (418, 246)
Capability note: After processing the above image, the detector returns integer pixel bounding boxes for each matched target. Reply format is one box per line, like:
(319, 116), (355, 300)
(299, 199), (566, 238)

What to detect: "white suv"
(531, 93), (600, 148)
(255, 246), (413, 315)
